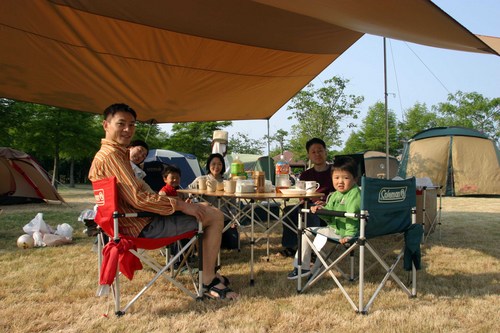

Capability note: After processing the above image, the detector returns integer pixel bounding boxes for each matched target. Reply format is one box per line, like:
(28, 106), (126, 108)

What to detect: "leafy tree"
(58, 112), (102, 186)
(342, 102), (399, 155)
(286, 76), (364, 154)
(0, 100), (104, 186)
(166, 121), (232, 162)
(228, 132), (265, 155)
(28, 107), (101, 186)
(264, 129), (289, 156)
(398, 102), (439, 141)
(0, 99), (38, 148)
(343, 130), (365, 155)
(134, 122), (170, 149)
(433, 91), (499, 142)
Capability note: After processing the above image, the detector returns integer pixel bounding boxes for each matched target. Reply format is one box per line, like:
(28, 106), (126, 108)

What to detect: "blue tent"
(143, 149), (203, 191)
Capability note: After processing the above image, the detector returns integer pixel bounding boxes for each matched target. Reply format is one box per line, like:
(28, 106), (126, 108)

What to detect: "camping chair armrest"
(114, 212), (160, 218)
(301, 208), (359, 219)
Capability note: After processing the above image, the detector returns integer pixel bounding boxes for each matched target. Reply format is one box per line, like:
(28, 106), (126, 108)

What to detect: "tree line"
(1, 77), (498, 185)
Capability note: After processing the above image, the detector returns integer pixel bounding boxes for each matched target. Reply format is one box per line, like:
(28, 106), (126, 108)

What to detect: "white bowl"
(280, 188), (306, 195)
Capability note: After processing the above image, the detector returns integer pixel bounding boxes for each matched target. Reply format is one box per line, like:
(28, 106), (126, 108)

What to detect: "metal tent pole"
(384, 37), (390, 179)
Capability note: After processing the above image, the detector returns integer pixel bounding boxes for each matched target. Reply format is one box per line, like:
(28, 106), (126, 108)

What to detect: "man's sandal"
(214, 268), (230, 286)
(203, 277), (235, 300)
(218, 275), (230, 286)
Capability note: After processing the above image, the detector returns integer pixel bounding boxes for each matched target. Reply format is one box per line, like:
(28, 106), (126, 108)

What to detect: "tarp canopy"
(0, 0), (497, 123)
(398, 127), (500, 196)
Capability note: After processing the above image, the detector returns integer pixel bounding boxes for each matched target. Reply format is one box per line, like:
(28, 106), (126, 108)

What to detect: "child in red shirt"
(159, 165), (182, 197)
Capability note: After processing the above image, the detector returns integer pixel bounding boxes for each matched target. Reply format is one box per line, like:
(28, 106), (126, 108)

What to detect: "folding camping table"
(178, 188), (322, 285)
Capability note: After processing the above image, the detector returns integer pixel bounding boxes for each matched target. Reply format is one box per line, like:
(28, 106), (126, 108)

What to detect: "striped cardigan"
(89, 139), (177, 237)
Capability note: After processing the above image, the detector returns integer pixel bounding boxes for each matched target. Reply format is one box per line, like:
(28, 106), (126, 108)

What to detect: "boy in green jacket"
(288, 156), (361, 279)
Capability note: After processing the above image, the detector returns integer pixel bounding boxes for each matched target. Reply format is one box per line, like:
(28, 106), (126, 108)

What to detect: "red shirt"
(160, 184), (178, 196)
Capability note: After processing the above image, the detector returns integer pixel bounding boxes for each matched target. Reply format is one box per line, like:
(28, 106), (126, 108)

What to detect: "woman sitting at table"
(189, 153), (238, 249)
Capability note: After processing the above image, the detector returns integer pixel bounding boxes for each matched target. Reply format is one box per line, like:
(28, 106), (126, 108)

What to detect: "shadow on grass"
(422, 211), (500, 259)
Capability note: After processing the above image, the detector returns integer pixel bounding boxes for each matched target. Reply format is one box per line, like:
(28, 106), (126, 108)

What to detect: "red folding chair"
(92, 177), (203, 316)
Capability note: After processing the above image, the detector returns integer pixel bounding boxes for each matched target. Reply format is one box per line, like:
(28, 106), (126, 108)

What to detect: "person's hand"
(339, 237), (351, 244)
(310, 205), (323, 214)
(314, 200), (326, 206)
(176, 199), (206, 221)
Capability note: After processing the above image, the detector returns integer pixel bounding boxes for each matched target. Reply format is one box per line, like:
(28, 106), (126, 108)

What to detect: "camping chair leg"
(362, 235), (404, 277)
(307, 243), (351, 286)
(300, 234), (359, 312)
(121, 236), (200, 314)
(297, 207), (305, 292)
(197, 220), (204, 299)
(358, 241), (365, 314)
(361, 243), (413, 313)
(172, 240), (199, 278)
(120, 223), (204, 315)
(350, 250), (355, 281)
(306, 242), (355, 288)
(411, 263), (417, 297)
(97, 232), (103, 286)
(114, 264), (121, 315)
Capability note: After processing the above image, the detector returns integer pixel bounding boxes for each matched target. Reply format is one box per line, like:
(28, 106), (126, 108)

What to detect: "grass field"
(0, 185), (499, 333)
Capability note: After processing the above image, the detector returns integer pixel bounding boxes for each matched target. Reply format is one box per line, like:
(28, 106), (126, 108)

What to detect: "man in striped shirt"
(89, 103), (238, 300)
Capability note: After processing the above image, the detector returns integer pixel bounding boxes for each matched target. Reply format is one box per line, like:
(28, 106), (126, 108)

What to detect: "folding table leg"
(250, 201), (255, 286)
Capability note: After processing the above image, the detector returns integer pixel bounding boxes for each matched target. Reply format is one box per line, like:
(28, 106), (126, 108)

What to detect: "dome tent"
(363, 151), (399, 179)
(398, 127), (500, 196)
(0, 147), (65, 204)
(143, 149), (204, 191)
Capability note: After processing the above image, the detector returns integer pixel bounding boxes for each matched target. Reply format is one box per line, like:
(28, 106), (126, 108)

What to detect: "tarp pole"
(384, 37), (390, 179)
(267, 119), (271, 181)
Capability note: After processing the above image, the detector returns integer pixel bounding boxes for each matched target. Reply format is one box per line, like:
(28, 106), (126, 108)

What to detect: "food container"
(235, 179), (255, 193)
(253, 171), (266, 193)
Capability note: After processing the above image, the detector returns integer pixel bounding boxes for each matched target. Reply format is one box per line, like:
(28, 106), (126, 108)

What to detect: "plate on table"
(280, 188), (306, 195)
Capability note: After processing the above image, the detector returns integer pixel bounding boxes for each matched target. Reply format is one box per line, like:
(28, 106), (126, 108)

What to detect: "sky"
(162, 0), (500, 153)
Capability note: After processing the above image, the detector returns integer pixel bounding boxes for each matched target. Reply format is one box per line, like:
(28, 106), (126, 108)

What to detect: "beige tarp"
(0, 0), (497, 122)
(476, 35), (500, 55)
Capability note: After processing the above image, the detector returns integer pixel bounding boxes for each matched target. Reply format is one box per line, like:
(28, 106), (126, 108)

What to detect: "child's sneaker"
(287, 268), (310, 280)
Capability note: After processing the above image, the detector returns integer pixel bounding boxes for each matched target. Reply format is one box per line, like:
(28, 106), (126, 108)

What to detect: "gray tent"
(363, 151), (399, 179)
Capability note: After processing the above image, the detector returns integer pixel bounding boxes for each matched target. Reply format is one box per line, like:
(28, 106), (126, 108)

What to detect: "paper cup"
(223, 180), (236, 194)
(216, 181), (225, 191)
(198, 177), (207, 190)
(206, 179), (217, 192)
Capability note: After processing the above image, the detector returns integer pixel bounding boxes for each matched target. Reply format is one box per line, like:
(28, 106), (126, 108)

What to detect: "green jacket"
(320, 185), (361, 238)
